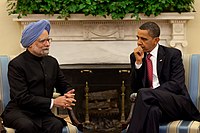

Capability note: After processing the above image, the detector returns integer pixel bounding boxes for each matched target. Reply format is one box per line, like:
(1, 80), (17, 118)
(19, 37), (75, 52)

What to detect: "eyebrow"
(136, 35), (148, 40)
(38, 37), (49, 41)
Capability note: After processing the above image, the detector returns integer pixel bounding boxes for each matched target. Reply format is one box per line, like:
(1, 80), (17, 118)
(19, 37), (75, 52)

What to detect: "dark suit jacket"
(1, 50), (71, 127)
(130, 45), (190, 99)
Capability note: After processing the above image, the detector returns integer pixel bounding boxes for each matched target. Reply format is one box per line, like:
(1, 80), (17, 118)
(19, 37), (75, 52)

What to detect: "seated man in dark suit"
(127, 21), (200, 133)
(1, 19), (76, 133)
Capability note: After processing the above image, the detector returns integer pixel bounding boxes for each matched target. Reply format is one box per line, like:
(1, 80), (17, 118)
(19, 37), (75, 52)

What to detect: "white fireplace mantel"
(12, 13), (194, 65)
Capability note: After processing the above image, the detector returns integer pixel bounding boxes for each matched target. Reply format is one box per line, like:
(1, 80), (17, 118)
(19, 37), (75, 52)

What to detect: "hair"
(139, 21), (160, 38)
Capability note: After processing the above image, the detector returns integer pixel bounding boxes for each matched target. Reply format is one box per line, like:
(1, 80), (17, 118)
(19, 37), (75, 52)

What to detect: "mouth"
(42, 48), (49, 50)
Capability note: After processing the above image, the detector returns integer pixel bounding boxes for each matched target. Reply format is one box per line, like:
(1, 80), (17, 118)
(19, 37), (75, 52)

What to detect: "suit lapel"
(157, 45), (165, 79)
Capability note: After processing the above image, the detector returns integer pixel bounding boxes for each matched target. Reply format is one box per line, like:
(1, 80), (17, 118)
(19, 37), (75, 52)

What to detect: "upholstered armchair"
(0, 55), (83, 133)
(122, 54), (200, 133)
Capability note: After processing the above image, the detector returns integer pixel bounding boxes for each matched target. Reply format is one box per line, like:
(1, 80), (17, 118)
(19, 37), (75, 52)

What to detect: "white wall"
(186, 0), (200, 54)
(0, 0), (21, 56)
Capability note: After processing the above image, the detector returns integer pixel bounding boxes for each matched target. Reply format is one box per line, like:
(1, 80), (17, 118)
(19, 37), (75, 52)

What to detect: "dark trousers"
(127, 88), (200, 133)
(3, 111), (64, 133)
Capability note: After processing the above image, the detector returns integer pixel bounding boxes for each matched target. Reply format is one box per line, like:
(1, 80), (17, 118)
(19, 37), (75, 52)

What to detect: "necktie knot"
(147, 53), (152, 59)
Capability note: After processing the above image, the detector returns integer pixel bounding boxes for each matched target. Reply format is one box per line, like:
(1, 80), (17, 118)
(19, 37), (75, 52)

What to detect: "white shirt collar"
(149, 43), (159, 58)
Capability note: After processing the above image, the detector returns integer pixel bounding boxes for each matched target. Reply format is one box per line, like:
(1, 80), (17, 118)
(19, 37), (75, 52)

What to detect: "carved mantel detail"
(169, 20), (188, 52)
(12, 13), (194, 64)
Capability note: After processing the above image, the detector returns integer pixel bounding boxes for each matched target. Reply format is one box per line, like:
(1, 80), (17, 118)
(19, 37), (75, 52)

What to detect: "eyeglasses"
(37, 38), (52, 44)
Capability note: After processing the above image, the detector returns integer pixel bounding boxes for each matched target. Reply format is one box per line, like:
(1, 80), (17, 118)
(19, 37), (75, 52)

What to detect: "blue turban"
(20, 19), (51, 48)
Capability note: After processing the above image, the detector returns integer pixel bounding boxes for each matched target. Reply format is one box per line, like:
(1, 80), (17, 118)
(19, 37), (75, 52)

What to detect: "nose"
(45, 40), (50, 47)
(137, 39), (142, 46)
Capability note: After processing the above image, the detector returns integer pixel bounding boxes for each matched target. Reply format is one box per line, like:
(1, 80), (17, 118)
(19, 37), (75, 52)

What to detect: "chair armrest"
(130, 93), (137, 102)
(53, 92), (83, 131)
(53, 92), (61, 98)
(67, 109), (83, 131)
(0, 117), (6, 133)
(122, 93), (137, 129)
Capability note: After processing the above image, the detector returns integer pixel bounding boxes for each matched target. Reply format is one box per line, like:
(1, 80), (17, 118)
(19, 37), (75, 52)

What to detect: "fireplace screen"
(60, 65), (132, 132)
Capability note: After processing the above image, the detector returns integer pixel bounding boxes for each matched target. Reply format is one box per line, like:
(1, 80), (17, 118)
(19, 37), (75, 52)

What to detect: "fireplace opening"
(59, 64), (132, 132)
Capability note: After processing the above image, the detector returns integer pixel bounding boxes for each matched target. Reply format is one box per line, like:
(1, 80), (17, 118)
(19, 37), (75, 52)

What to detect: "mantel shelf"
(12, 12), (195, 22)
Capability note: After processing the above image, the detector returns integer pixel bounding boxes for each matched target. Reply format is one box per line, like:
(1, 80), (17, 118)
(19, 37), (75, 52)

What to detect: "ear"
(154, 37), (160, 44)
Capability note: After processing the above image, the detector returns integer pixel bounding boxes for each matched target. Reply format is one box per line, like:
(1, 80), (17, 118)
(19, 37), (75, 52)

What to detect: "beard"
(42, 49), (49, 56)
(32, 47), (49, 57)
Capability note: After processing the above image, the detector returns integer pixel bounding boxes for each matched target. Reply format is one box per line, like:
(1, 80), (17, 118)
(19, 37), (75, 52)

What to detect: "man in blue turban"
(21, 19), (51, 48)
(1, 19), (77, 133)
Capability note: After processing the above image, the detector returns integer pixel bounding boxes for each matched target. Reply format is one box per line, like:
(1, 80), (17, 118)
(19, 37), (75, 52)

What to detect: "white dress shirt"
(135, 44), (160, 89)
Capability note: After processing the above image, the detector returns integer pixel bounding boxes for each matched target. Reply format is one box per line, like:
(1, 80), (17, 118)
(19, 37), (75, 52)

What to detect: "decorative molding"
(169, 20), (188, 52)
(12, 13), (195, 21)
(12, 13), (195, 64)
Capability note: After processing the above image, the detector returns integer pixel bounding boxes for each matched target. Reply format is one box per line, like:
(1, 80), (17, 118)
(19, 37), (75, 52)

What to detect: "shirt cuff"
(135, 62), (142, 69)
(50, 99), (54, 109)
